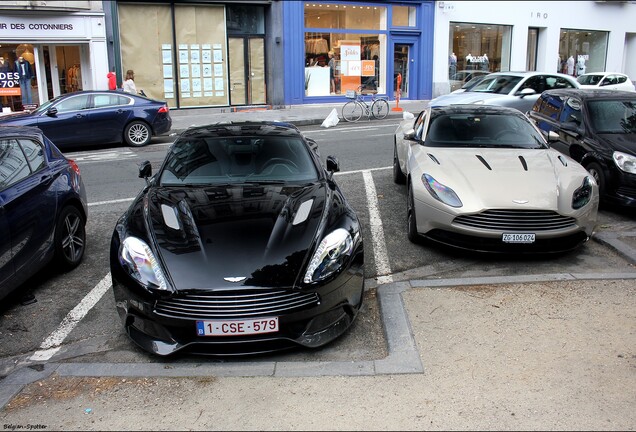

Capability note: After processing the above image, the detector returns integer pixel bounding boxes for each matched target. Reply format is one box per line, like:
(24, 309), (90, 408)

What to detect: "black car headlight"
(613, 151), (636, 174)
(119, 237), (169, 291)
(422, 173), (463, 208)
(303, 228), (354, 284)
(572, 176), (593, 210)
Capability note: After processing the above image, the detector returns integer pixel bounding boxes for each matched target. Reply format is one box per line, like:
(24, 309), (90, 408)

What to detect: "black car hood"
(0, 112), (36, 124)
(145, 183), (328, 290)
(596, 132), (636, 155)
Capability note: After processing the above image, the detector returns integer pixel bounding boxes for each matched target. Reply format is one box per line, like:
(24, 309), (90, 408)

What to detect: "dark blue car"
(0, 91), (172, 150)
(0, 126), (87, 301)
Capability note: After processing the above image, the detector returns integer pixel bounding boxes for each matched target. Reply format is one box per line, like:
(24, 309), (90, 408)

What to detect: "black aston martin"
(110, 121), (364, 356)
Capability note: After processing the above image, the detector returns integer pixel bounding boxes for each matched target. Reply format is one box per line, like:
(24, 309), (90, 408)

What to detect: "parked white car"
(576, 72), (635, 92)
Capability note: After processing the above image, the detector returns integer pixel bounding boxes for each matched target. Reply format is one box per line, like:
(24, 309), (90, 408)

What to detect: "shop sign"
(0, 71), (20, 96)
(0, 15), (86, 38)
(341, 44), (361, 62)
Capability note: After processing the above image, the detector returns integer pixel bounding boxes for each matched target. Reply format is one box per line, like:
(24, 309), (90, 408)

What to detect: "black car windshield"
(469, 75), (523, 94)
(587, 100), (636, 134)
(159, 135), (320, 186)
(31, 96), (61, 114)
(426, 113), (547, 149)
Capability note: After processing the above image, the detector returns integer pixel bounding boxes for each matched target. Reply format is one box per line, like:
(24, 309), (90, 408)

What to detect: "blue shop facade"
(282, 0), (434, 105)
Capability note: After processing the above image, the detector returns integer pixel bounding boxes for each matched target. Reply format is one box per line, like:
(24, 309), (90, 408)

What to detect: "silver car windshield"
(587, 100), (636, 134)
(426, 113), (547, 149)
(160, 135), (320, 186)
(469, 75), (522, 94)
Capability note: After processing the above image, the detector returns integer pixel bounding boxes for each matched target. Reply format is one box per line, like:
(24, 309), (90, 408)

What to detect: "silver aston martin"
(392, 105), (599, 253)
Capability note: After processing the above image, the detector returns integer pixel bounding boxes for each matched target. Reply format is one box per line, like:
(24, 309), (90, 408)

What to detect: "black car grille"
(453, 209), (576, 231)
(154, 290), (320, 320)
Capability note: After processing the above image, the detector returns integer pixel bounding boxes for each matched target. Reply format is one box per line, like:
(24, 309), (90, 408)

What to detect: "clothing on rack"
(305, 37), (329, 55)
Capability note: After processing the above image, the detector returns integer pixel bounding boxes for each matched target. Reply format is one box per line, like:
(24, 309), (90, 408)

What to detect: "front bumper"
(111, 250), (364, 356)
(413, 197), (597, 254)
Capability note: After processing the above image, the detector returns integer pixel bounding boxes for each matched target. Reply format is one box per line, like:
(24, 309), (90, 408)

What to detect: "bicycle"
(341, 86), (390, 122)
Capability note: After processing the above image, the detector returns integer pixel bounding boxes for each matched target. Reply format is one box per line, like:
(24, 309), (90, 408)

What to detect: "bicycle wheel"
(371, 99), (390, 120)
(342, 101), (363, 122)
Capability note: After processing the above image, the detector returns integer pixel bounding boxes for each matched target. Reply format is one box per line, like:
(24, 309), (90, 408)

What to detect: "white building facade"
(433, 0), (636, 97)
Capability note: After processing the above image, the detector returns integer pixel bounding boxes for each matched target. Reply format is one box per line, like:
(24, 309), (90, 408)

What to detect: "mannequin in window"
(466, 53), (473, 70)
(481, 54), (489, 71)
(16, 56), (34, 105)
(448, 52), (457, 77)
(576, 57), (586, 77)
(566, 55), (575, 76)
(0, 56), (11, 73)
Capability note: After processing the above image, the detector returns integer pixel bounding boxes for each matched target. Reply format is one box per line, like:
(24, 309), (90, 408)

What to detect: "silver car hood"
(429, 92), (511, 107)
(415, 147), (588, 212)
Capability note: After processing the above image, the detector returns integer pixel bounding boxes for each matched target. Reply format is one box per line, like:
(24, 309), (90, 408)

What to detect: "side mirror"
(518, 88), (536, 97)
(325, 155), (340, 177)
(46, 107), (58, 117)
(139, 160), (152, 185)
(547, 131), (559, 142)
(403, 128), (417, 141)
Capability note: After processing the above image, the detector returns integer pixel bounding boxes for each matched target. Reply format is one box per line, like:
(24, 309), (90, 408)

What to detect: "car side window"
(616, 75), (627, 84)
(548, 76), (575, 89)
(559, 98), (583, 126)
(55, 95), (90, 113)
(0, 139), (31, 190)
(18, 139), (46, 172)
(93, 94), (131, 108)
(519, 76), (544, 94)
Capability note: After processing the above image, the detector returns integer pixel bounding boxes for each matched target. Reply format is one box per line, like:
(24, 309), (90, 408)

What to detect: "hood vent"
(518, 155), (528, 171)
(558, 155), (568, 167)
(292, 199), (314, 225)
(475, 155), (492, 170)
(427, 153), (440, 165)
(161, 204), (181, 230)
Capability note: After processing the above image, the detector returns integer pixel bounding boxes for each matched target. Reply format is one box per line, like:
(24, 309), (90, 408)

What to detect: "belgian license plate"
(502, 233), (536, 243)
(196, 317), (279, 336)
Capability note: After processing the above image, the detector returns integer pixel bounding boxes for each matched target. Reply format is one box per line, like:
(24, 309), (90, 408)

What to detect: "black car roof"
(541, 88), (636, 101)
(178, 121), (302, 139)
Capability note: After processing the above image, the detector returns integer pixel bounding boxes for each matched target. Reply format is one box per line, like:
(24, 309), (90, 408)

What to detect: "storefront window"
(448, 23), (512, 80)
(558, 29), (608, 76)
(0, 43), (40, 111)
(392, 6), (416, 27)
(119, 3), (228, 108)
(304, 4), (387, 97)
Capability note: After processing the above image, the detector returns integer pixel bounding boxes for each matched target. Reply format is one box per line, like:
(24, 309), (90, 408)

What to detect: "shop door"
(229, 37), (266, 106)
(391, 39), (418, 99)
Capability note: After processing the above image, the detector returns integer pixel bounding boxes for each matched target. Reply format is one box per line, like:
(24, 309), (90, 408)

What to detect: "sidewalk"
(166, 99), (429, 133)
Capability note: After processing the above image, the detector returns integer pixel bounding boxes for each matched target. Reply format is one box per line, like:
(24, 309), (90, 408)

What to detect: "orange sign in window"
(361, 60), (375, 77)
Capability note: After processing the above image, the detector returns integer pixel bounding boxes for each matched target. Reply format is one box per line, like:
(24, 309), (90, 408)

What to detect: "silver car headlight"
(422, 173), (463, 208)
(613, 151), (636, 174)
(119, 237), (169, 291)
(304, 228), (354, 284)
(572, 176), (593, 210)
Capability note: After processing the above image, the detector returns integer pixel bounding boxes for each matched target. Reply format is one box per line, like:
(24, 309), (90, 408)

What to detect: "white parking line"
(88, 197), (135, 207)
(30, 273), (113, 362)
(362, 170), (393, 284)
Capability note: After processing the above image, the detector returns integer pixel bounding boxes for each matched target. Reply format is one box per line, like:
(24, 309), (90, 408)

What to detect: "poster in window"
(191, 64), (201, 78)
(214, 64), (223, 77)
(348, 61), (362, 76)
(192, 78), (201, 93)
(180, 64), (189, 78)
(203, 64), (212, 77)
(162, 49), (172, 64)
(213, 49), (223, 63)
(202, 50), (211, 64)
(204, 78), (213, 92)
(164, 79), (174, 94)
(179, 50), (188, 64)
(191, 49), (200, 64)
(340, 44), (361, 61)
(163, 65), (173, 79)
(214, 78), (224, 91)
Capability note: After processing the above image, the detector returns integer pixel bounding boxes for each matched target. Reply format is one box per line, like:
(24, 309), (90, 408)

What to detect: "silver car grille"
(453, 209), (576, 231)
(154, 290), (320, 320)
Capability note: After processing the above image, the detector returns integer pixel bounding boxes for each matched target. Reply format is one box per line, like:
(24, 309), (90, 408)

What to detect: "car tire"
(124, 121), (152, 147)
(54, 205), (86, 271)
(585, 161), (606, 197)
(393, 143), (406, 184)
(407, 182), (420, 243)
